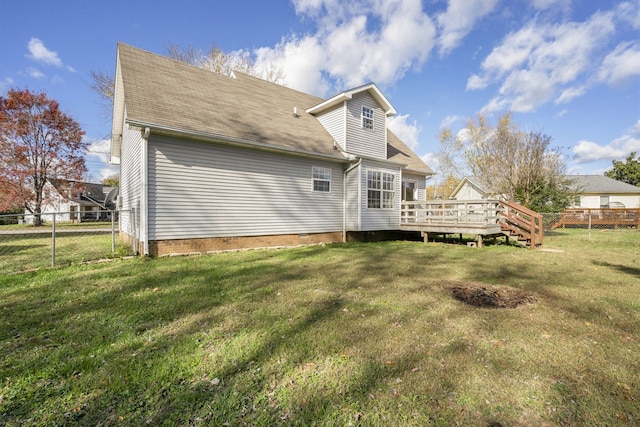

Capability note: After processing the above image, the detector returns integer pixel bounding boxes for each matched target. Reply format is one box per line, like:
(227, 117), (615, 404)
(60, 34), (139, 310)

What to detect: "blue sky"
(1, 0), (638, 184)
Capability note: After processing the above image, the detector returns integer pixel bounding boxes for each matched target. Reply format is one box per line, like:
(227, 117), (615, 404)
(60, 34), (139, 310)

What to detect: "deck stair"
(498, 200), (543, 249)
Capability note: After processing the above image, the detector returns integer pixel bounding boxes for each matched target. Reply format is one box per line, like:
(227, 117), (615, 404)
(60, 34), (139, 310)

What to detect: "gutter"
(141, 127), (150, 256)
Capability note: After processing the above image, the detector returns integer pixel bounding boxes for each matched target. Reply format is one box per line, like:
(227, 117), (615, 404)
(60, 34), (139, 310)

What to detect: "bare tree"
(439, 112), (571, 211)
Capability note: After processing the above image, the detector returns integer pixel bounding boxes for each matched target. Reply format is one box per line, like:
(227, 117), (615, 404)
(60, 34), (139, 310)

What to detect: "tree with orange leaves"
(0, 88), (87, 224)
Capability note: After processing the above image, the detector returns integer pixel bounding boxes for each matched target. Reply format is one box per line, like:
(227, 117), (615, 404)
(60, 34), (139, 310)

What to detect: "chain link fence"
(0, 209), (135, 274)
(542, 209), (640, 245)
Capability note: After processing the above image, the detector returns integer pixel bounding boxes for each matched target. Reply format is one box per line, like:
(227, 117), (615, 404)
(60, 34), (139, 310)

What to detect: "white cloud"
(254, 0), (436, 96)
(616, 0), (640, 29)
(26, 38), (63, 67)
(420, 152), (439, 171)
(27, 67), (45, 79)
(255, 36), (329, 96)
(0, 76), (15, 92)
(555, 85), (586, 105)
(439, 115), (462, 129)
(387, 114), (421, 150)
(87, 138), (112, 164)
(470, 9), (617, 113)
(531, 0), (571, 11)
(436, 0), (500, 55)
(598, 41), (640, 86)
(573, 120), (640, 163)
(86, 138), (119, 180)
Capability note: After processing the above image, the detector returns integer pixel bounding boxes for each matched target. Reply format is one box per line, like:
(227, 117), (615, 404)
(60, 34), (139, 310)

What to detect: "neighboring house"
(566, 175), (640, 209)
(110, 43), (434, 256)
(449, 176), (498, 200)
(450, 174), (640, 209)
(25, 179), (117, 224)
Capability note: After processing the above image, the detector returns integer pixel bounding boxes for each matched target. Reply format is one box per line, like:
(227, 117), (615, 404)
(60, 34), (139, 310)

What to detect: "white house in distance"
(110, 44), (434, 256)
(567, 175), (640, 209)
(450, 176), (496, 200)
(450, 174), (640, 209)
(25, 179), (117, 224)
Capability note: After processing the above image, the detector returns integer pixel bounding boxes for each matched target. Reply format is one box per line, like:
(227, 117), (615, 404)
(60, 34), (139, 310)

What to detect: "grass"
(0, 232), (638, 426)
(0, 225), (132, 273)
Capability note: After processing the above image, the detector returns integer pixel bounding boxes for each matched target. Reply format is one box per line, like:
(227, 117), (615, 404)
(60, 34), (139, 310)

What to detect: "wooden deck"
(400, 199), (543, 249)
(550, 208), (640, 229)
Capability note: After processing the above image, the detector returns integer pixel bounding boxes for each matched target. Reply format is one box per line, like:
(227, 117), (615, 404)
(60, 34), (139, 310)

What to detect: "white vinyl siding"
(346, 92), (386, 159)
(147, 136), (344, 240)
(316, 104), (345, 148)
(578, 194), (640, 209)
(345, 163), (361, 230)
(360, 160), (401, 230)
(452, 181), (488, 200)
(119, 117), (143, 240)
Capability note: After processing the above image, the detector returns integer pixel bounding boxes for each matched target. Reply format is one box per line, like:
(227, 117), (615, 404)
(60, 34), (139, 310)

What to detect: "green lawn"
(1, 233), (638, 426)
(0, 225), (132, 273)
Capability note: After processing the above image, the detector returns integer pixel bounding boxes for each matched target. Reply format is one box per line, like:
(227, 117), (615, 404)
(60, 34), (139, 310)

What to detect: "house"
(110, 44), (434, 256)
(449, 176), (496, 200)
(25, 179), (117, 224)
(450, 174), (640, 209)
(566, 175), (640, 209)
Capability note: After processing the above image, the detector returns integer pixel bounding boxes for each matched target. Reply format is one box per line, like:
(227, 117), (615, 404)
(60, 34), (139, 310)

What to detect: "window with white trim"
(312, 166), (331, 192)
(367, 170), (395, 208)
(362, 106), (374, 130)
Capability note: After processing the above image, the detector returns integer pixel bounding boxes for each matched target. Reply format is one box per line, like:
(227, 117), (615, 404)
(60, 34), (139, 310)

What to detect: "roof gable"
(450, 176), (492, 198)
(305, 83), (397, 116)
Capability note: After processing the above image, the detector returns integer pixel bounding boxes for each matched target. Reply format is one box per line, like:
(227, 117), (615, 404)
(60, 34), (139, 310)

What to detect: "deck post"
(421, 231), (429, 243)
(475, 234), (483, 248)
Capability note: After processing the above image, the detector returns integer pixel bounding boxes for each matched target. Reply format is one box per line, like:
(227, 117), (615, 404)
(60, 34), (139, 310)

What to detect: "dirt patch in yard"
(443, 281), (537, 308)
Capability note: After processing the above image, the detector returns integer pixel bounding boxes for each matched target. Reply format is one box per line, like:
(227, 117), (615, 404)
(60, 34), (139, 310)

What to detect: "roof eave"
(126, 119), (350, 164)
(110, 46), (125, 165)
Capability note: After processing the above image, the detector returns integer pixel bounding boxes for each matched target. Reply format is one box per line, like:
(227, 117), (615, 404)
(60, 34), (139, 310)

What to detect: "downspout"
(141, 127), (150, 256)
(343, 158), (362, 242)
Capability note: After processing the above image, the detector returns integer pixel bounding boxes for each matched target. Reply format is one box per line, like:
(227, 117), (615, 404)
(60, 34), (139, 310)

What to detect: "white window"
(367, 171), (395, 208)
(312, 166), (331, 192)
(599, 196), (609, 208)
(362, 106), (374, 130)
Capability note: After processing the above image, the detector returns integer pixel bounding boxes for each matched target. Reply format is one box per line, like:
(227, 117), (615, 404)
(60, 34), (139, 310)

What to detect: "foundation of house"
(147, 232), (344, 257)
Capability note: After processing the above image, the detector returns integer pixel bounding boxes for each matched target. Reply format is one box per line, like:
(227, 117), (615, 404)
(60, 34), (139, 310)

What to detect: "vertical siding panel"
(119, 117), (143, 240)
(345, 163), (360, 230)
(147, 136), (345, 240)
(346, 92), (386, 159)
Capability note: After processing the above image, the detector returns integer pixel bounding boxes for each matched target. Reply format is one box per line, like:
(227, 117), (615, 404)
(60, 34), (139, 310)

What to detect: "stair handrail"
(499, 200), (543, 249)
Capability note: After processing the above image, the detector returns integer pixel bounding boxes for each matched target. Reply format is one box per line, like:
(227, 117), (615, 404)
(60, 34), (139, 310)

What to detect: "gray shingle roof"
(114, 43), (432, 174)
(565, 175), (640, 194)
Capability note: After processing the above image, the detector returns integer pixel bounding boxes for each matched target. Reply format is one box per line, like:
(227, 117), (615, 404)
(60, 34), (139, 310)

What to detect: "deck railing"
(401, 199), (543, 249)
(550, 208), (640, 229)
(499, 200), (544, 249)
(401, 199), (502, 225)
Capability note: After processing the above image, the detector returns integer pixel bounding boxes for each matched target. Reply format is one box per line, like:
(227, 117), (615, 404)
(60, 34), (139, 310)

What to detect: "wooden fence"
(550, 208), (640, 229)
